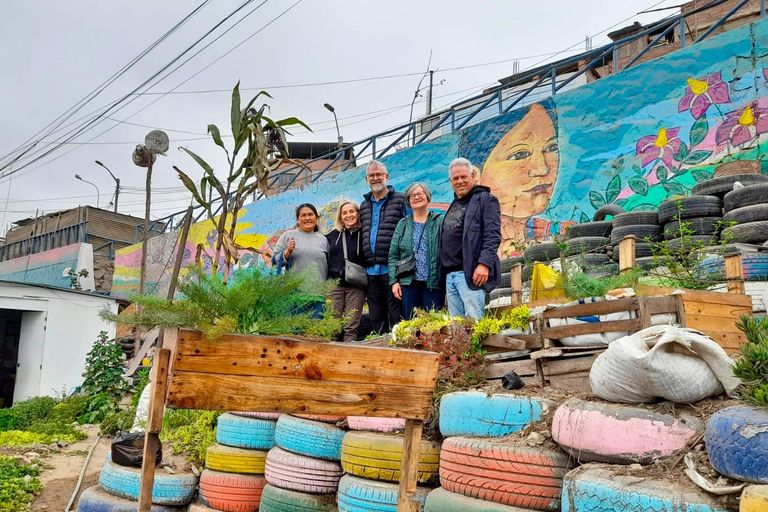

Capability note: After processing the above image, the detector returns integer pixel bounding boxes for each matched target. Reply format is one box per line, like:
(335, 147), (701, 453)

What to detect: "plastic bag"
(111, 432), (162, 468)
(531, 263), (564, 301)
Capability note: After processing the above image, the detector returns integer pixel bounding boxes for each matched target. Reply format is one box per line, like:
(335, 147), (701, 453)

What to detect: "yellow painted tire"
(741, 485), (768, 512)
(205, 443), (268, 474)
(340, 431), (440, 484)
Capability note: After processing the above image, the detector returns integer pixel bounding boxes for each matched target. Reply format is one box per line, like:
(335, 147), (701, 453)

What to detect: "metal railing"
(0, 222), (88, 262)
(149, 0), (763, 235)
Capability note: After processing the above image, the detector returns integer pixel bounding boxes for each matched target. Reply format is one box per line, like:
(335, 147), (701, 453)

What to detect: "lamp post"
(74, 174), (100, 208)
(95, 160), (120, 213)
(324, 103), (343, 149)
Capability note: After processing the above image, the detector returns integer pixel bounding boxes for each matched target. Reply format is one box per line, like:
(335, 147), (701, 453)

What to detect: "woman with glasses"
(388, 183), (444, 320)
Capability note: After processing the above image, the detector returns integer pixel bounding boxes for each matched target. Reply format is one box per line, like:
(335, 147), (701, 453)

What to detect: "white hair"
(367, 159), (387, 174)
(449, 157), (473, 176)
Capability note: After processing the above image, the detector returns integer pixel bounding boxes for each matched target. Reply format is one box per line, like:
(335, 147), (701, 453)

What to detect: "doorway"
(0, 310), (22, 408)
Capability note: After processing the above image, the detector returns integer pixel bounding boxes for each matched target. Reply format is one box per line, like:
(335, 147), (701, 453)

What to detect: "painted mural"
(112, 18), (768, 298)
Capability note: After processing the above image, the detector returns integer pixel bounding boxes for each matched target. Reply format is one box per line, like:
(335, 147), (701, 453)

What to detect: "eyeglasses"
(366, 172), (386, 179)
(410, 192), (426, 199)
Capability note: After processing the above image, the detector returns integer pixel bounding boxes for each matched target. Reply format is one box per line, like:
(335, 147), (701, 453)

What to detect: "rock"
(540, 429), (552, 439)
(526, 432), (545, 447)
(48, 443), (60, 452)
(694, 443), (705, 452)
(23, 452), (40, 460)
(38, 506), (48, 510)
(30, 464), (39, 472)
(629, 464), (643, 471)
(191, 465), (200, 477)
(163, 466), (175, 474)
(57, 440), (69, 448)
(23, 475), (33, 484)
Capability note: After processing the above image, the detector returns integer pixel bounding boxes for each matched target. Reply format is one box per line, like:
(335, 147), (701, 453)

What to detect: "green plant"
(733, 315), (768, 406)
(0, 430), (82, 447)
(77, 393), (119, 425)
(130, 369), (150, 408)
(100, 407), (137, 436)
(0, 456), (41, 512)
(10, 397), (56, 429)
(81, 331), (128, 399)
(562, 269), (644, 300)
(472, 306), (530, 344)
(0, 410), (19, 433)
(160, 410), (220, 465)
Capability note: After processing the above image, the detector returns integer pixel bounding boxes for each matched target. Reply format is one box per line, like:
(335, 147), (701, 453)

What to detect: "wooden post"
(618, 235), (636, 275)
(724, 253), (745, 295)
(138, 348), (171, 512)
(510, 263), (523, 307)
(397, 419), (424, 512)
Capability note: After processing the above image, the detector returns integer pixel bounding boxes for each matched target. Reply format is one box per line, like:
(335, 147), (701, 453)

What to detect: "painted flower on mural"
(635, 127), (682, 168)
(715, 104), (768, 147)
(678, 72), (730, 119)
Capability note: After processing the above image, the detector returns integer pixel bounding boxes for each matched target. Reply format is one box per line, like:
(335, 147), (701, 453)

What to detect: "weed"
(733, 315), (768, 407)
(0, 456), (41, 512)
(160, 410), (220, 465)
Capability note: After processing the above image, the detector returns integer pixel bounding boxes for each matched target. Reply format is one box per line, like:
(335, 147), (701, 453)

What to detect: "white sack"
(589, 325), (740, 404)
(131, 381), (152, 433)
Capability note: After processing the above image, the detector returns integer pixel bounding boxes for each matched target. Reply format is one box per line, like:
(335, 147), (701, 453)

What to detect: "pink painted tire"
(294, 414), (345, 423)
(199, 469), (266, 512)
(264, 446), (344, 494)
(347, 416), (406, 432)
(231, 411), (283, 420)
(552, 398), (703, 464)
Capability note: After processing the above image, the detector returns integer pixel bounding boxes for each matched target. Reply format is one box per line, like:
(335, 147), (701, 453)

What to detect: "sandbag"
(131, 381), (152, 433)
(589, 325), (740, 404)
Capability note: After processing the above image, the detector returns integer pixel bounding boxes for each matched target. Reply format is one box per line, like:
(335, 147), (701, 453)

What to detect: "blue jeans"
(445, 271), (486, 319)
(401, 281), (445, 320)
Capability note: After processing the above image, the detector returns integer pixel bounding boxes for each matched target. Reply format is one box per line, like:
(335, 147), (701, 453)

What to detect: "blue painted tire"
(439, 391), (553, 438)
(260, 484), (338, 512)
(705, 405), (768, 484)
(424, 487), (528, 512)
(77, 485), (182, 512)
(561, 464), (728, 512)
(97, 461), (197, 506)
(275, 415), (345, 461)
(337, 475), (429, 512)
(216, 412), (277, 450)
(698, 253), (768, 281)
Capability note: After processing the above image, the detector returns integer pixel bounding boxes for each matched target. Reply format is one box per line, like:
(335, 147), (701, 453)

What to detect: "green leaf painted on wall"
(662, 181), (685, 196)
(615, 198), (628, 207)
(692, 169), (714, 182)
(579, 212), (590, 223)
(676, 142), (690, 162)
(656, 167), (668, 181)
(605, 176), (621, 204)
(690, 115), (709, 147)
(684, 150), (712, 165)
(629, 177), (649, 195)
(633, 164), (644, 176)
(589, 191), (606, 209)
(612, 153), (625, 170)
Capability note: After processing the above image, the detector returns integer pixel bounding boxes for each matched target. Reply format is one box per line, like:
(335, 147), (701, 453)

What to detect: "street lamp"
(95, 160), (120, 213)
(324, 103), (343, 149)
(74, 174), (100, 208)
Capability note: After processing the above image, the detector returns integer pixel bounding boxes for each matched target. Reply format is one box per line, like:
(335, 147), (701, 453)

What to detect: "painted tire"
(439, 436), (572, 511)
(216, 413), (276, 450)
(98, 461), (197, 506)
(741, 485), (768, 512)
(76, 485), (181, 512)
(439, 392), (553, 438)
(337, 474), (429, 512)
(424, 487), (531, 512)
(561, 463), (728, 512)
(265, 446), (343, 494)
(259, 484), (337, 512)
(205, 443), (268, 474)
(551, 398), (702, 464)
(705, 405), (768, 484)
(341, 431), (440, 484)
(294, 414), (346, 423)
(275, 415), (345, 460)
(698, 253), (768, 281)
(347, 417), (406, 432)
(231, 411), (283, 420)
(199, 469), (266, 512)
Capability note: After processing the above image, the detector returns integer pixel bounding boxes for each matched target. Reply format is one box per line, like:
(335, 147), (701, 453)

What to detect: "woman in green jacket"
(389, 183), (444, 320)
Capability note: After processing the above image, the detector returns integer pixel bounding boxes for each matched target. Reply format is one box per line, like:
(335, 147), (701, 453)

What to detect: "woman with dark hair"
(326, 200), (366, 341)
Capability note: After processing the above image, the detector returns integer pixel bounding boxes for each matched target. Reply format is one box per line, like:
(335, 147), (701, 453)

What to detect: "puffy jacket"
(388, 212), (444, 291)
(360, 186), (407, 267)
(326, 228), (365, 286)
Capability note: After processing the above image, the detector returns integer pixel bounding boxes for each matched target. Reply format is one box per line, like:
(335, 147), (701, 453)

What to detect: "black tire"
(489, 287), (512, 301)
(635, 256), (659, 270)
(522, 265), (532, 281)
(585, 263), (620, 279)
(499, 272), (511, 288)
(593, 204), (625, 221)
(662, 217), (723, 240)
(657, 196), (722, 223)
(692, 173), (768, 197)
(524, 243), (560, 262)
(566, 221), (612, 239)
(500, 257), (525, 272)
(609, 242), (656, 261)
(722, 221), (768, 244)
(566, 254), (611, 267)
(612, 211), (659, 228)
(565, 236), (609, 256)
(724, 183), (768, 212)
(723, 203), (768, 224)
(665, 235), (721, 251)
(610, 225), (662, 245)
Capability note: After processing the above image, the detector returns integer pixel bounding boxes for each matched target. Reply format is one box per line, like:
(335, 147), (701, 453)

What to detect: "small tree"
(734, 315), (768, 406)
(81, 331), (127, 399)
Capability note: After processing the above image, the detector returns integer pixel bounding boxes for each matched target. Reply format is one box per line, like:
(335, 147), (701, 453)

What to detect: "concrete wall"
(0, 243), (96, 291)
(114, 17), (768, 297)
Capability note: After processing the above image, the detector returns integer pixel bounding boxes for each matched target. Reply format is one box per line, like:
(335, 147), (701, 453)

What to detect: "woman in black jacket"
(326, 200), (367, 341)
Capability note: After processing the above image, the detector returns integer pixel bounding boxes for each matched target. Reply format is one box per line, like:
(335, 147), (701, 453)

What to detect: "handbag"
(342, 231), (368, 289)
(395, 221), (425, 279)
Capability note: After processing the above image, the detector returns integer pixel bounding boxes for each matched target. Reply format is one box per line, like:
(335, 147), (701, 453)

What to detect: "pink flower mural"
(715, 104), (768, 147)
(635, 127), (682, 168)
(678, 72), (730, 119)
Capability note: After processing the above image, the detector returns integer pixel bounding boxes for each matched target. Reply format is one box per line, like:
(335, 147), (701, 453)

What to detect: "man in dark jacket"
(439, 157), (501, 319)
(360, 160), (407, 334)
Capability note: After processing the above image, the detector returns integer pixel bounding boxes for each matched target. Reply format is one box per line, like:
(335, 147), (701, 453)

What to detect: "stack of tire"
(424, 391), (574, 512)
(523, 242), (561, 282)
(490, 256), (525, 304)
(190, 412), (279, 512)
(657, 195), (723, 253)
(607, 210), (662, 270)
(338, 416), (437, 512)
(563, 219), (614, 277)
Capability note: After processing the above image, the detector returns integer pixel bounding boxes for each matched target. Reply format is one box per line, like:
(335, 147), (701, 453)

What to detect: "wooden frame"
(138, 328), (440, 512)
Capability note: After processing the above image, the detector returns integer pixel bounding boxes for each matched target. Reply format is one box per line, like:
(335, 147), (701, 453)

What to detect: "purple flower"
(678, 72), (730, 119)
(636, 127), (682, 168)
(715, 104), (768, 147)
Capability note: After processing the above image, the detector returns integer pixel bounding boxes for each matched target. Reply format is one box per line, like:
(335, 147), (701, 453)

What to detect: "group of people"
(271, 157), (501, 342)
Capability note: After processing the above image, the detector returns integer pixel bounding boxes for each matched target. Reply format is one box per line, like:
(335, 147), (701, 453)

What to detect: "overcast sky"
(0, 0), (678, 232)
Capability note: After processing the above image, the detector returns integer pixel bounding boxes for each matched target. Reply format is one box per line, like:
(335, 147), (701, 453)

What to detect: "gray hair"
(449, 157), (473, 176)
(366, 159), (387, 174)
(404, 182), (432, 206)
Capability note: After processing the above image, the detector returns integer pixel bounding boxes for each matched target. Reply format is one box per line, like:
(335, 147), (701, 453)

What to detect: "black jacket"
(360, 186), (407, 267)
(326, 228), (365, 286)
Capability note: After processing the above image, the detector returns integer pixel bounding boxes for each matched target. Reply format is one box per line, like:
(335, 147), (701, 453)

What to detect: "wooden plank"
(683, 301), (752, 318)
(685, 313), (746, 333)
(643, 295), (683, 316)
(542, 318), (642, 339)
(542, 353), (600, 377)
(530, 348), (563, 360)
(619, 235), (636, 274)
(137, 349), (170, 512)
(725, 253), (746, 295)
(483, 359), (537, 379)
(485, 349), (530, 361)
(397, 419), (424, 512)
(637, 296), (652, 329)
(165, 372), (435, 420)
(543, 297), (638, 319)
(126, 328), (159, 377)
(173, 329), (439, 389)
(482, 335), (526, 350)
(698, 330), (747, 350)
(641, 286), (753, 308)
(510, 264), (523, 307)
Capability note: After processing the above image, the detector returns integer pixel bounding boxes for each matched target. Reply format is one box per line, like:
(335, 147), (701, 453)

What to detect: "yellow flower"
(654, 127), (668, 148)
(738, 106), (755, 126)
(686, 77), (709, 96)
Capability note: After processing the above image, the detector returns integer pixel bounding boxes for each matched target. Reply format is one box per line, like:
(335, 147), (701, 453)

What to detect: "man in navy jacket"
(439, 157), (501, 319)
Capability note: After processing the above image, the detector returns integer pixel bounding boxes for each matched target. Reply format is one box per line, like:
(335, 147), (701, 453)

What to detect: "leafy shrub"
(0, 410), (19, 433)
(11, 397), (56, 429)
(77, 393), (119, 425)
(81, 331), (128, 399)
(130, 369), (150, 408)
(562, 269), (643, 300)
(100, 407), (136, 437)
(0, 430), (81, 447)
(734, 315), (768, 406)
(160, 410), (220, 465)
(0, 456), (41, 512)
(472, 306), (530, 344)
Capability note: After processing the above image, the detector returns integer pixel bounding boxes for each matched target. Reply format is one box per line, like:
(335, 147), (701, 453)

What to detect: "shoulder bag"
(342, 231), (368, 289)
(395, 221), (425, 279)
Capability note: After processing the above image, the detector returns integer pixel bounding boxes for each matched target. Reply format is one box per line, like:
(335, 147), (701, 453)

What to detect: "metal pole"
(114, 178), (120, 213)
(551, 68), (557, 96)
(75, 175), (100, 208)
(680, 18), (686, 48)
(139, 160), (153, 296)
(613, 44), (619, 73)
(426, 70), (434, 116)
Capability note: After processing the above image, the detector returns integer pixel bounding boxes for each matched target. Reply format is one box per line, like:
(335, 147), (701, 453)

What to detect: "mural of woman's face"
(481, 103), (559, 218)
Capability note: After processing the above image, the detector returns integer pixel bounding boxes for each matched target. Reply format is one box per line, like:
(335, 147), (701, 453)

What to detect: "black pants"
(367, 273), (403, 334)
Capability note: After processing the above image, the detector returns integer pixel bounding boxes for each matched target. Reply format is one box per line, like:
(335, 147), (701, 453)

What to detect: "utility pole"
(426, 70), (434, 116)
(95, 160), (120, 213)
